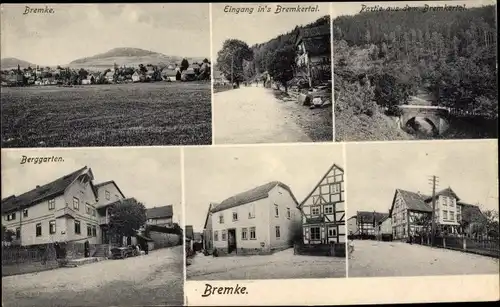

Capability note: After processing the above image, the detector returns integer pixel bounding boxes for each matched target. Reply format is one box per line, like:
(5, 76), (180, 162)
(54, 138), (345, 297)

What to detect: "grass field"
(1, 82), (212, 147)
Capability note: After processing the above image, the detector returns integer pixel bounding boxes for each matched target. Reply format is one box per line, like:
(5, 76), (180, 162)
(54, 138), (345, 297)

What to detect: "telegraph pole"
(231, 54), (234, 85)
(429, 175), (439, 246)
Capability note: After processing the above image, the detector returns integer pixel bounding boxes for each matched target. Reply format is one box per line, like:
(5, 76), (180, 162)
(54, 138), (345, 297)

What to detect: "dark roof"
(1, 167), (90, 214)
(300, 25), (331, 39)
(459, 203), (485, 223)
(94, 180), (125, 199)
(425, 187), (461, 202)
(302, 38), (331, 56)
(146, 205), (173, 219)
(397, 189), (433, 212)
(185, 225), (194, 239)
(356, 211), (389, 224)
(162, 69), (177, 76)
(211, 181), (299, 213)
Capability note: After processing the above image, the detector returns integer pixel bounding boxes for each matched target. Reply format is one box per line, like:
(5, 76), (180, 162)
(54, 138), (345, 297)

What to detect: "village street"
(213, 85), (312, 144)
(348, 240), (500, 277)
(187, 248), (346, 280)
(2, 246), (184, 307)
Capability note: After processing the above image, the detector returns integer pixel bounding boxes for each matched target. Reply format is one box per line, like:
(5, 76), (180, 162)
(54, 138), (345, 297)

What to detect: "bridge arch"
(397, 106), (450, 135)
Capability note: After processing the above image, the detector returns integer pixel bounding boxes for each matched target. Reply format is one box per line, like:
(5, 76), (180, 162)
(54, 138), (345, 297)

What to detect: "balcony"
(54, 207), (78, 219)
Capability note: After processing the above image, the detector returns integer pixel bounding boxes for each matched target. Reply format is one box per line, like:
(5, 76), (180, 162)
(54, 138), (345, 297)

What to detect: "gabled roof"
(394, 189), (433, 213)
(425, 187), (461, 202)
(295, 25), (330, 45)
(1, 166), (92, 214)
(211, 181), (299, 213)
(459, 202), (485, 223)
(299, 163), (344, 209)
(94, 180), (126, 199)
(162, 68), (177, 76)
(356, 211), (389, 224)
(146, 205), (173, 219)
(203, 202), (218, 230)
(302, 38), (331, 57)
(185, 225), (194, 239)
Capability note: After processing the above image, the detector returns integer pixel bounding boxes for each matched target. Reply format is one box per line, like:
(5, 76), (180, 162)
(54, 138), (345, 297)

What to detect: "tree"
(2, 225), (15, 243)
(108, 198), (147, 245)
(216, 39), (254, 86)
(180, 59), (190, 72)
(266, 44), (296, 92)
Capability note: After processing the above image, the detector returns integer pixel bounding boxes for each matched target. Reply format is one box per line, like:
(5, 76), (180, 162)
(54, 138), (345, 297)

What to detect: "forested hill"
(247, 15), (330, 76)
(333, 5), (496, 47)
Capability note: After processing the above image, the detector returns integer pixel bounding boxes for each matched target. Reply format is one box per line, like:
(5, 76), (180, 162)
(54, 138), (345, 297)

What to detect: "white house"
(145, 205), (173, 227)
(210, 181), (301, 255)
(132, 71), (141, 83)
(299, 164), (345, 246)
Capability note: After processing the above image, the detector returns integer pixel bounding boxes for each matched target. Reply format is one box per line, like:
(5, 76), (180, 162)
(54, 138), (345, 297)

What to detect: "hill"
(68, 47), (206, 69)
(1, 58), (37, 70)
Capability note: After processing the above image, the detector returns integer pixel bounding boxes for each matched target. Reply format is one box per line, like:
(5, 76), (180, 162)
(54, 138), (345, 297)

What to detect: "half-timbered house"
(389, 187), (486, 241)
(299, 164), (345, 246)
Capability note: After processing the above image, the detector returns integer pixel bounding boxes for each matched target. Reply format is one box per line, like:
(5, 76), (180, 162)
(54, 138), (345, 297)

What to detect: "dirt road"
(213, 86), (312, 144)
(187, 248), (346, 280)
(2, 246), (184, 307)
(348, 240), (499, 277)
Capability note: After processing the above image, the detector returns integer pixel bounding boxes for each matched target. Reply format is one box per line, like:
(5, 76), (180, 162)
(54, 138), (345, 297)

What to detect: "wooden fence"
(412, 235), (499, 258)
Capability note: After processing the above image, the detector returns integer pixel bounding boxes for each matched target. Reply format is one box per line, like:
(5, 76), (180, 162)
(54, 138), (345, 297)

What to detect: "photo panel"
(332, 1), (498, 142)
(184, 143), (346, 282)
(211, 3), (333, 145)
(1, 3), (212, 148)
(1, 147), (184, 306)
(345, 139), (499, 278)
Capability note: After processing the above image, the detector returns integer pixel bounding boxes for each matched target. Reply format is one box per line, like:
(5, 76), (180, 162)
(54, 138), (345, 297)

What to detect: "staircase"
(92, 244), (110, 258)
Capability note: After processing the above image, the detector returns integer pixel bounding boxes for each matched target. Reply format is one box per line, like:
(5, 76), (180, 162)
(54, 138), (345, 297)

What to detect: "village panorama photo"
(345, 140), (499, 278)
(0, 3), (212, 147)
(1, 147), (185, 307)
(184, 144), (346, 280)
(212, 3), (333, 145)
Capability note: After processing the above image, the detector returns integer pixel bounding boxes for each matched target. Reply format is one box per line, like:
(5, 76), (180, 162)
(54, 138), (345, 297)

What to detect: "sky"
(184, 144), (344, 232)
(345, 140), (498, 218)
(1, 147), (183, 226)
(332, 0), (494, 19)
(0, 3), (210, 66)
(212, 3), (330, 63)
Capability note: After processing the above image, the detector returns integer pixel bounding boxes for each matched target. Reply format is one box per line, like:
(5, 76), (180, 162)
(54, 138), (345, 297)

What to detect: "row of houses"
(201, 163), (346, 255)
(347, 187), (490, 241)
(1, 167), (175, 247)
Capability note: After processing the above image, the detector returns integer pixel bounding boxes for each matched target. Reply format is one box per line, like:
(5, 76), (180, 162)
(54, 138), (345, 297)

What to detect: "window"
(249, 227), (256, 240)
(328, 227), (337, 237)
(105, 191), (110, 200)
(311, 207), (320, 215)
(221, 230), (227, 241)
(242, 228), (248, 240)
(443, 210), (448, 220)
(92, 208), (96, 216)
(330, 183), (341, 194)
(248, 203), (255, 219)
(275, 226), (281, 238)
(36, 223), (42, 237)
(73, 197), (79, 210)
(86, 203), (91, 214)
(15, 227), (20, 239)
(442, 197), (447, 206)
(87, 225), (92, 237)
(324, 205), (333, 214)
(232, 211), (238, 221)
(48, 199), (55, 210)
(274, 204), (279, 217)
(457, 214), (461, 222)
(450, 198), (454, 207)
(23, 209), (28, 218)
(74, 220), (81, 234)
(287, 208), (291, 219)
(310, 227), (321, 240)
(92, 226), (97, 237)
(49, 220), (56, 234)
(402, 212), (406, 221)
(214, 231), (219, 241)
(219, 213), (224, 224)
(449, 211), (455, 221)
(7, 213), (16, 221)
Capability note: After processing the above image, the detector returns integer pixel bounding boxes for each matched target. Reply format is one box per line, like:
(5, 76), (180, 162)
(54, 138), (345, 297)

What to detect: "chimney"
(36, 185), (40, 188)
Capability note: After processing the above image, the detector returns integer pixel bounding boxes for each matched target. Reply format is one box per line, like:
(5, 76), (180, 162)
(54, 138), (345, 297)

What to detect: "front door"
(227, 229), (237, 254)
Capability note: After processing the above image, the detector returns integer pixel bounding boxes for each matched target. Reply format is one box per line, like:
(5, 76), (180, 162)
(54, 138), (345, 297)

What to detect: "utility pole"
(429, 175), (439, 246)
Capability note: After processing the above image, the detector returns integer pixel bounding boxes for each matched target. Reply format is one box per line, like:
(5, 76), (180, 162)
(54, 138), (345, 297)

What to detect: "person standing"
(84, 240), (90, 257)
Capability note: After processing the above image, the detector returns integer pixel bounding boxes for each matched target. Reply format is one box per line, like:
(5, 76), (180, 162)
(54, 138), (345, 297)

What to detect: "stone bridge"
(397, 105), (451, 135)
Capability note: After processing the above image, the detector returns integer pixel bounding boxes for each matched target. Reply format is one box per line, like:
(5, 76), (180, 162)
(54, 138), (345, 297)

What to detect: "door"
(227, 229), (237, 254)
